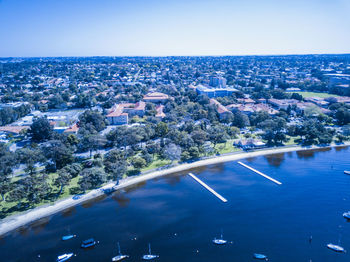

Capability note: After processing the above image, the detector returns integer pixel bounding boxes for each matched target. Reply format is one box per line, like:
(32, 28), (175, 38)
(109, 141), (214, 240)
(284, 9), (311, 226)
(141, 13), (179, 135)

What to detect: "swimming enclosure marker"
(188, 173), (228, 203)
(237, 161), (282, 185)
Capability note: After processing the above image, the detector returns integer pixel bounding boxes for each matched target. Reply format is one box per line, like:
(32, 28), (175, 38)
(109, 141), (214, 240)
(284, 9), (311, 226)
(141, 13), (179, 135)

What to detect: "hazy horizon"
(1, 0), (350, 57)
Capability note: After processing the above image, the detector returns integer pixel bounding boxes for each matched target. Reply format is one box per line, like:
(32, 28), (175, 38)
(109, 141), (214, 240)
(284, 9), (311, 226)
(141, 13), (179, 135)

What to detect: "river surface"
(1, 146), (350, 261)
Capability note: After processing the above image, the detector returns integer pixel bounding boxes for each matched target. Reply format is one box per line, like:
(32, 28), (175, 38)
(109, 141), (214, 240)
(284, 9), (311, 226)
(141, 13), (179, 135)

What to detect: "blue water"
(1, 146), (350, 261)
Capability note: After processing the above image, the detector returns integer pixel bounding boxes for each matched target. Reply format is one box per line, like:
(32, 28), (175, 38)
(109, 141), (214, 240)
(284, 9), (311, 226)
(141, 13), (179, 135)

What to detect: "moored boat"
(253, 253), (268, 260)
(112, 242), (129, 261)
(56, 253), (74, 262)
(142, 243), (159, 260)
(62, 234), (76, 241)
(212, 230), (227, 245)
(81, 238), (97, 248)
(343, 211), (350, 220)
(327, 243), (346, 253)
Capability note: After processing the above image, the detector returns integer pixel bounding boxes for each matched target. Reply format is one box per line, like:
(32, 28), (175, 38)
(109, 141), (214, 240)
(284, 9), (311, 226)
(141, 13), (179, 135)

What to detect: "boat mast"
(117, 242), (121, 255)
(148, 243), (151, 255)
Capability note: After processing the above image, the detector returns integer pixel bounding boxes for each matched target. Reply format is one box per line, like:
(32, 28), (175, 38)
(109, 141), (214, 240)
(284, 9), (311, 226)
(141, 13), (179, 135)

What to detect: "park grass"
(141, 156), (172, 172)
(296, 91), (339, 98)
(214, 140), (241, 154)
(0, 173), (83, 218)
(284, 136), (301, 146)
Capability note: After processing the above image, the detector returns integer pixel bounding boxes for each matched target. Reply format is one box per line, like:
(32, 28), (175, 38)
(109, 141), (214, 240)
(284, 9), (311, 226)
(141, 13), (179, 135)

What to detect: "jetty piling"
(237, 161), (282, 185)
(188, 173), (228, 203)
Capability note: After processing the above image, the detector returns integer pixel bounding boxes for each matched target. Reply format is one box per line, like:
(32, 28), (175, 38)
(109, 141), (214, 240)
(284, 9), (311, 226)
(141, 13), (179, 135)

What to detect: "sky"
(0, 0), (350, 57)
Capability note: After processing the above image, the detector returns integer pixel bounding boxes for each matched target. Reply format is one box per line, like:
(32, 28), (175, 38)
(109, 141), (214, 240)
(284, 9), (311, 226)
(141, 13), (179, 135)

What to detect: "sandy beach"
(1, 143), (349, 236)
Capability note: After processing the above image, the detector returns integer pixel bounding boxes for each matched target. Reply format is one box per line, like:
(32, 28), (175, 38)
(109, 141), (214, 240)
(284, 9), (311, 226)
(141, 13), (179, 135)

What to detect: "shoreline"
(1, 142), (349, 236)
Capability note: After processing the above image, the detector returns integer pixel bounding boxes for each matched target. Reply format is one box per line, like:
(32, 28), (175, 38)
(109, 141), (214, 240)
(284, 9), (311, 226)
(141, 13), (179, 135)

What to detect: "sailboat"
(212, 230), (227, 245)
(142, 243), (159, 260)
(56, 253), (74, 262)
(112, 242), (129, 261)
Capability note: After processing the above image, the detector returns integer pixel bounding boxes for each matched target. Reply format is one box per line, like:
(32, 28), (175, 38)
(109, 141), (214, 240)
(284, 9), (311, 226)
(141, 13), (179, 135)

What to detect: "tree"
(233, 111), (250, 128)
(16, 147), (46, 175)
(131, 157), (147, 169)
(78, 168), (106, 192)
(259, 117), (287, 145)
(208, 125), (229, 146)
(54, 164), (82, 195)
(22, 173), (51, 204)
(163, 143), (181, 163)
(0, 144), (16, 201)
(78, 110), (107, 133)
(29, 117), (53, 142)
(191, 129), (208, 146)
(79, 134), (107, 158)
(155, 122), (169, 137)
(335, 108), (350, 125)
(146, 141), (161, 159)
(109, 162), (127, 184)
(188, 146), (200, 159)
(42, 140), (74, 170)
(291, 93), (303, 101)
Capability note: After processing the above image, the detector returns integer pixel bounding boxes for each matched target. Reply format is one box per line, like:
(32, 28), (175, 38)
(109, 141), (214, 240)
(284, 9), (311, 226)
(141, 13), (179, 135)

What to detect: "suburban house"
(227, 103), (278, 115)
(234, 139), (266, 150)
(210, 98), (232, 120)
(304, 97), (329, 107)
(107, 101), (146, 125)
(0, 125), (30, 135)
(268, 98), (298, 110)
(143, 92), (170, 103)
(64, 123), (79, 134)
(155, 105), (166, 119)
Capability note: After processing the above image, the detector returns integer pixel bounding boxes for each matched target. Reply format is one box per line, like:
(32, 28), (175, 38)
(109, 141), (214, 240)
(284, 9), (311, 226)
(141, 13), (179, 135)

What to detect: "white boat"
(62, 234), (76, 241)
(212, 230), (227, 245)
(254, 253), (268, 260)
(142, 243), (159, 260)
(344, 171), (350, 175)
(57, 253), (74, 262)
(343, 211), (350, 220)
(112, 242), (129, 261)
(327, 243), (346, 253)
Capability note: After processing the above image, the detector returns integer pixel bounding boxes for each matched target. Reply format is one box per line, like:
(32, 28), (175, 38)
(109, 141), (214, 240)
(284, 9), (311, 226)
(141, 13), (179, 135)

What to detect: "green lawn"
(141, 156), (172, 172)
(0, 173), (83, 218)
(214, 140), (241, 154)
(296, 92), (339, 98)
(284, 136), (301, 145)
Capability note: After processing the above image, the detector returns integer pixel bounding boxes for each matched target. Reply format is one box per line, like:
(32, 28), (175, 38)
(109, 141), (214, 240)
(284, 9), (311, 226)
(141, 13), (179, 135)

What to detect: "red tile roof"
(0, 125), (30, 134)
(210, 99), (230, 114)
(143, 92), (169, 101)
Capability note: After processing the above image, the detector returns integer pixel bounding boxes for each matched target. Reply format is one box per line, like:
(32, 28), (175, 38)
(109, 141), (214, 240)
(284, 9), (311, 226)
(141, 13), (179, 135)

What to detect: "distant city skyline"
(0, 0), (350, 57)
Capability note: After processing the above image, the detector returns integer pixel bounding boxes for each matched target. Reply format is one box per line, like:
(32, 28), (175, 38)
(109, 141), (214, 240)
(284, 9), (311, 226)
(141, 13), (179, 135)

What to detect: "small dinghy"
(344, 171), (350, 175)
(212, 230), (227, 245)
(56, 253), (74, 262)
(142, 243), (159, 260)
(327, 243), (346, 253)
(112, 242), (129, 261)
(62, 234), (76, 241)
(343, 211), (350, 220)
(253, 253), (268, 260)
(81, 238), (97, 248)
